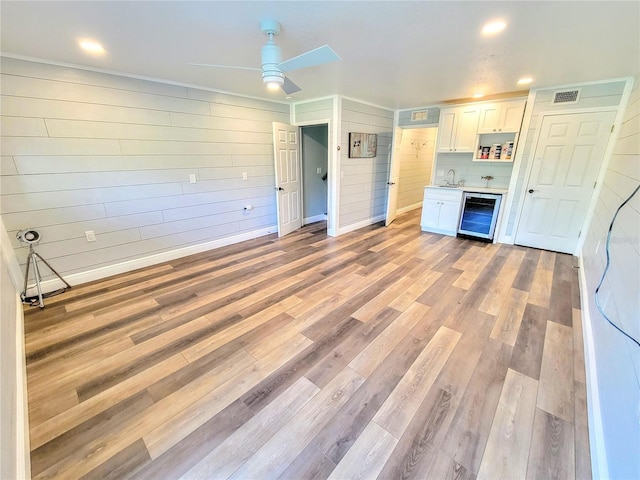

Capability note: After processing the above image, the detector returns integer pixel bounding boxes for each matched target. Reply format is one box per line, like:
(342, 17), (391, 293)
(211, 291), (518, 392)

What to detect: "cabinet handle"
(493, 129), (497, 132)
(498, 128), (502, 132)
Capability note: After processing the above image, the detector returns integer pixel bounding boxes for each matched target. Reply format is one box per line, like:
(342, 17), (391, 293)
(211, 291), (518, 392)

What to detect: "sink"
(437, 184), (460, 188)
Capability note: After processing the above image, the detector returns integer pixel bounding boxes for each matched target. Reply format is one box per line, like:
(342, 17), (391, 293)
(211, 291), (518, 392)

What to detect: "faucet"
(447, 169), (456, 186)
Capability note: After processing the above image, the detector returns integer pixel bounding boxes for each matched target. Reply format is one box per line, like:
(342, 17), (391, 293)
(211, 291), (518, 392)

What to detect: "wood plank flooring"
(23, 209), (591, 479)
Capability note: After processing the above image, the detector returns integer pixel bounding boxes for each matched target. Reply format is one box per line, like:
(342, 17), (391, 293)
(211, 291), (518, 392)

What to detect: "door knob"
(528, 189), (535, 193)
(276, 187), (285, 191)
(387, 182), (396, 185)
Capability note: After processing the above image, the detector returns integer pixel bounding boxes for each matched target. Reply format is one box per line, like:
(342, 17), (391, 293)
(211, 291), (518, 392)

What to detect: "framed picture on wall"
(349, 132), (377, 158)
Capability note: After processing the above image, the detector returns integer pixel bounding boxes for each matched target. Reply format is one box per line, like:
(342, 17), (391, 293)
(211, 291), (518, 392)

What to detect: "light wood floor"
(24, 209), (591, 479)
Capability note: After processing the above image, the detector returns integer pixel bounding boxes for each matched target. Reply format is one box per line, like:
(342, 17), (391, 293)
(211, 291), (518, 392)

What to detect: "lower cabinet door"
(421, 199), (441, 229)
(438, 200), (461, 233)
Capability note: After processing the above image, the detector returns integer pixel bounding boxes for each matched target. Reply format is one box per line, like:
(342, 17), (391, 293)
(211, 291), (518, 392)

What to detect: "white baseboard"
(27, 225), (277, 295)
(303, 214), (327, 225)
(577, 255), (609, 480)
(337, 215), (386, 236)
(396, 202), (422, 215)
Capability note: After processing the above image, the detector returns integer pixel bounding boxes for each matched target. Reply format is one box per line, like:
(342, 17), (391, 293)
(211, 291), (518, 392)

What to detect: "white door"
(385, 127), (403, 226)
(515, 111), (616, 253)
(455, 106), (481, 152)
(272, 122), (302, 237)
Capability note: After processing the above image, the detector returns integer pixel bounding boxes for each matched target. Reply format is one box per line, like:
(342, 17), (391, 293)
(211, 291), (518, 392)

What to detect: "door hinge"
(594, 181), (597, 188)
(578, 230), (582, 237)
(611, 124), (614, 133)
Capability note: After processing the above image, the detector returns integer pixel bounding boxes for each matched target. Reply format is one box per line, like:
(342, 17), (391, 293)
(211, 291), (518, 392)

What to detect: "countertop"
(425, 185), (509, 195)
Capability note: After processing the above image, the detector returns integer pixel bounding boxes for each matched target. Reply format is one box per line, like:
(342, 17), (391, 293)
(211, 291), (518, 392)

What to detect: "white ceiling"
(1, 1), (639, 109)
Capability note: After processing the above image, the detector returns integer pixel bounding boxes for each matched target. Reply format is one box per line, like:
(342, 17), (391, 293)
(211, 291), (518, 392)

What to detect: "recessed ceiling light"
(473, 93), (484, 99)
(482, 20), (507, 35)
(517, 77), (533, 85)
(79, 40), (105, 54)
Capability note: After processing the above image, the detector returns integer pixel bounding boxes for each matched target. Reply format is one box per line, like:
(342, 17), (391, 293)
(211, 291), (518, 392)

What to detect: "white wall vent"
(411, 110), (428, 121)
(552, 89), (581, 104)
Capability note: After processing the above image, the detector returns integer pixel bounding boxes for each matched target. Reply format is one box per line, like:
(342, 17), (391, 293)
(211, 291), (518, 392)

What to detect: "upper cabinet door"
(477, 104), (501, 133)
(478, 100), (526, 134)
(501, 100), (526, 132)
(455, 107), (480, 151)
(437, 110), (457, 152)
(437, 106), (480, 152)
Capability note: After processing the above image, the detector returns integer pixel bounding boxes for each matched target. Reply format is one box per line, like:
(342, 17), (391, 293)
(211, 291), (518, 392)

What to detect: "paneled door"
(272, 122), (302, 237)
(385, 127), (403, 226)
(515, 111), (616, 254)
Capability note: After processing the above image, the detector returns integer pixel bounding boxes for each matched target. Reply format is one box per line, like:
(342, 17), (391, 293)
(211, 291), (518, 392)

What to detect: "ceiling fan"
(189, 20), (341, 95)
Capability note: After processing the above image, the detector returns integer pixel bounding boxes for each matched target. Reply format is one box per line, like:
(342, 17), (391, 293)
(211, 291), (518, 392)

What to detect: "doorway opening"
(386, 125), (438, 226)
(301, 124), (329, 229)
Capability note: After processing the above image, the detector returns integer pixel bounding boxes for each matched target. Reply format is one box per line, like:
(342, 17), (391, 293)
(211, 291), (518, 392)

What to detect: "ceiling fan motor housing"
(261, 39), (284, 85)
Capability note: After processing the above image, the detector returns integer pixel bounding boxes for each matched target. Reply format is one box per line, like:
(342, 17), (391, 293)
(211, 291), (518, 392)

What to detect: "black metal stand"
(21, 244), (71, 308)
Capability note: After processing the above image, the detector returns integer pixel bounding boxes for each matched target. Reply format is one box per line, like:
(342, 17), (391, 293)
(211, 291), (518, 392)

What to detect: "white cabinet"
(477, 99), (526, 134)
(420, 187), (463, 236)
(437, 105), (480, 153)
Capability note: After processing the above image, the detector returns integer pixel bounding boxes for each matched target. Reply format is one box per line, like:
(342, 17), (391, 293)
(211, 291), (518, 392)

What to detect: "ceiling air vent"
(552, 89), (581, 104)
(411, 110), (428, 121)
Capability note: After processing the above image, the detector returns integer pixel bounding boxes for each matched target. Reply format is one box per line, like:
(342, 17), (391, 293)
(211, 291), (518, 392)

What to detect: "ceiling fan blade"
(279, 45), (341, 72)
(187, 63), (261, 71)
(281, 77), (302, 95)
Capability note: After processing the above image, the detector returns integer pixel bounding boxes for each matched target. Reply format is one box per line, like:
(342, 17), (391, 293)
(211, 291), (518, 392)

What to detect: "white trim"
(14, 292), (30, 480)
(0, 53), (292, 105)
(291, 95), (336, 108)
(396, 202), (423, 215)
(496, 88), (538, 243)
(578, 255), (610, 480)
(25, 225), (277, 295)
(339, 94), (395, 113)
(336, 214), (386, 236)
(328, 95), (341, 237)
(0, 217), (24, 290)
(303, 214), (327, 225)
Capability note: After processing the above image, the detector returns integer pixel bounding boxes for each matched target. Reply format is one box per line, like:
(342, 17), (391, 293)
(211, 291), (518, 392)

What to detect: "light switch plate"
(85, 231), (96, 242)
(189, 174), (197, 184)
(242, 172), (248, 181)
(317, 167), (322, 174)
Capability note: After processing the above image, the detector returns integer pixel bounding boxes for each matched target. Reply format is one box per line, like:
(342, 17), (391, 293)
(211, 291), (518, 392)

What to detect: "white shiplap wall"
(397, 127), (436, 210)
(580, 79), (639, 480)
(0, 57), (289, 286)
(339, 99), (394, 230)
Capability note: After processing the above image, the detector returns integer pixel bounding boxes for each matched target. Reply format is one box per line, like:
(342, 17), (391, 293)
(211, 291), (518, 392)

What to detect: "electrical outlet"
(189, 173), (197, 184)
(317, 167), (322, 174)
(242, 172), (248, 181)
(85, 231), (96, 242)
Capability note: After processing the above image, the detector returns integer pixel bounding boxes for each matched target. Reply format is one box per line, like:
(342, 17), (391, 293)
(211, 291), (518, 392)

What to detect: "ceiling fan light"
(263, 71), (284, 90)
